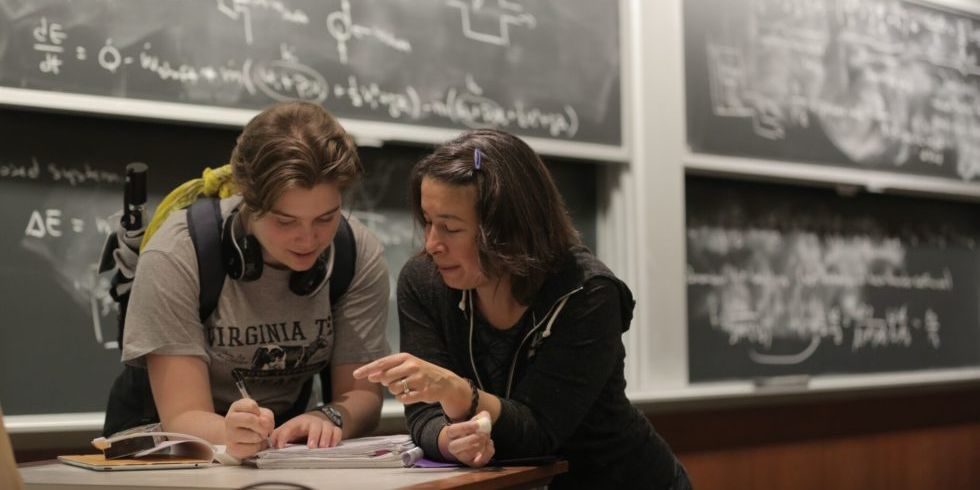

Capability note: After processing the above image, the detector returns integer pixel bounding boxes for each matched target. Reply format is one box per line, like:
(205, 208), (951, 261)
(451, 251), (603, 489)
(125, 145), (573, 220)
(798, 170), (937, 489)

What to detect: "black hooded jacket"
(398, 247), (680, 489)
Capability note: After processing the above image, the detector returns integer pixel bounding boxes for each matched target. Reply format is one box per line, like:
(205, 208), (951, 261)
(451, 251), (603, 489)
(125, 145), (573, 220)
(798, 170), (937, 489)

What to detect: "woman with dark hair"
(121, 101), (390, 460)
(354, 129), (689, 489)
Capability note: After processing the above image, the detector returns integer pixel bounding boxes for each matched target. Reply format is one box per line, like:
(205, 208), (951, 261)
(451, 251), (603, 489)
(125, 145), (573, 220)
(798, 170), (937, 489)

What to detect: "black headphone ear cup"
(289, 254), (328, 296)
(238, 235), (263, 281)
(222, 213), (263, 281)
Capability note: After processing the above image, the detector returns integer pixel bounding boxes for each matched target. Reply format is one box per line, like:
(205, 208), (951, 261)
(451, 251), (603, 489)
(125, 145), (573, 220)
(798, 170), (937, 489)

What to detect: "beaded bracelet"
(445, 378), (479, 424)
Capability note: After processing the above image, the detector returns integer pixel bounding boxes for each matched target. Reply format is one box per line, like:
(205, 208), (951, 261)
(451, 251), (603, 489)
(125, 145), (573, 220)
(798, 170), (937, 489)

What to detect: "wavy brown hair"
(231, 101), (361, 218)
(410, 129), (581, 304)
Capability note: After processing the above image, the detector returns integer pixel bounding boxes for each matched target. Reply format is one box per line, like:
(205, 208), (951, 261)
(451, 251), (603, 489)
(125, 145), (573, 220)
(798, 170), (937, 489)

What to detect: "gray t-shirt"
(122, 196), (391, 417)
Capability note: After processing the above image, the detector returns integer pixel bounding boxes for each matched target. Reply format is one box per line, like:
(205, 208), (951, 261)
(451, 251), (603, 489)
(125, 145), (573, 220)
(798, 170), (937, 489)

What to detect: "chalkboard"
(0, 107), (597, 416)
(0, 0), (622, 155)
(684, 0), (980, 182)
(686, 175), (980, 382)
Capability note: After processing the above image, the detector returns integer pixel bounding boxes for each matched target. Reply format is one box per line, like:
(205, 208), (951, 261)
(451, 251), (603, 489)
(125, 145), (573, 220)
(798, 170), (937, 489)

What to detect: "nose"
(425, 226), (444, 256)
(295, 222), (316, 248)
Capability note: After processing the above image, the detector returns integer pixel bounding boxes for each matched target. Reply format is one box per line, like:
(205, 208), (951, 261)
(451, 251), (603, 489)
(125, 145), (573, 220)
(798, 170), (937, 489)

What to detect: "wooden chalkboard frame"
(682, 0), (980, 200)
(0, 0), (631, 162)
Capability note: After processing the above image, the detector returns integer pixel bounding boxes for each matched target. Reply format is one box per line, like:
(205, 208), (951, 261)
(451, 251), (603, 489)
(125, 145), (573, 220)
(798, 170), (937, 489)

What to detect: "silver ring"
(400, 378), (410, 395)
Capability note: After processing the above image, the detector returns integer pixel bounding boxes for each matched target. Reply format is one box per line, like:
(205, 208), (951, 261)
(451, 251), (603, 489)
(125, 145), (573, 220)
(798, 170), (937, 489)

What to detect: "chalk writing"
(3, 0), (618, 146)
(0, 158), (40, 180)
(447, 0), (536, 46)
(2, 157), (127, 353)
(0, 158), (124, 186)
(686, 175), (980, 381)
(52, 33), (578, 134)
(217, 0), (310, 45)
(32, 16), (66, 74)
(326, 0), (412, 65)
(253, 59), (328, 102)
(692, 0), (980, 180)
(688, 263), (954, 292)
(79, 261), (119, 349)
(47, 162), (124, 186)
(23, 209), (113, 239)
(688, 222), (964, 366)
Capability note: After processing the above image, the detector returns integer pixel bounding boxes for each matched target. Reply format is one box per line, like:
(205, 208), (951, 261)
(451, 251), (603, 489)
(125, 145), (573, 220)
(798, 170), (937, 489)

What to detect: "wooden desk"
(19, 460), (568, 490)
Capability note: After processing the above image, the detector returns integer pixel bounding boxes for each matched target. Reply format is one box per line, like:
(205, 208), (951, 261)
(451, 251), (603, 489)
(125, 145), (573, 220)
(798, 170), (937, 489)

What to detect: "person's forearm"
(161, 410), (228, 444)
(331, 389), (383, 438)
(441, 378), (502, 423)
(146, 354), (226, 443)
(437, 425), (456, 461)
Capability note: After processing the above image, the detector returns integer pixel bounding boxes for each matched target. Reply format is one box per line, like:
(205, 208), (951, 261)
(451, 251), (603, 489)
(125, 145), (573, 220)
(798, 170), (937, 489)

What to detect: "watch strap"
(317, 404), (343, 428)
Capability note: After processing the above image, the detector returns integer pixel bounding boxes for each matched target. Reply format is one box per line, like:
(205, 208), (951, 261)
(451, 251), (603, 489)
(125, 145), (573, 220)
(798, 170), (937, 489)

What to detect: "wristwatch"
(318, 404), (343, 429)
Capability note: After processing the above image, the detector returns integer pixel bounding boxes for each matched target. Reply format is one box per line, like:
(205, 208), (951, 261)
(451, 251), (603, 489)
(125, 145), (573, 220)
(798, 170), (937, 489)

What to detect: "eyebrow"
(270, 205), (341, 219)
(424, 212), (466, 222)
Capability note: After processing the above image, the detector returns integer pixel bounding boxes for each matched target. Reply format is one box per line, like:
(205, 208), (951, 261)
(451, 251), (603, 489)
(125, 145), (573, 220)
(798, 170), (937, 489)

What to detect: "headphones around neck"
(221, 208), (332, 297)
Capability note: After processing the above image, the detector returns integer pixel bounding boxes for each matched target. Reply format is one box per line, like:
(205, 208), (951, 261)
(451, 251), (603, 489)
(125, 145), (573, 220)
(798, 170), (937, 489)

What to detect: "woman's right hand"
(352, 353), (468, 410)
(224, 398), (275, 460)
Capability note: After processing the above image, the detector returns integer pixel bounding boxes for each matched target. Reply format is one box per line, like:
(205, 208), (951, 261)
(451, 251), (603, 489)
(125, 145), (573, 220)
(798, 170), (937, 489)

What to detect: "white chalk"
(475, 413), (492, 434)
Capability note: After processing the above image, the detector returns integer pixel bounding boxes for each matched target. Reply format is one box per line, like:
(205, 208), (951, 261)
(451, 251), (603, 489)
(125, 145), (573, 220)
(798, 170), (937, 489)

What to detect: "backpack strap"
(328, 215), (357, 305)
(186, 198), (226, 323)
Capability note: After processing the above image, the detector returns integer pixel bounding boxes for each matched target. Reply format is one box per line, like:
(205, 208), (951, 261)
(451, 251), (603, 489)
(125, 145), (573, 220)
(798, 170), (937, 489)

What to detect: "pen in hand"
(233, 375), (274, 448)
(234, 377), (252, 400)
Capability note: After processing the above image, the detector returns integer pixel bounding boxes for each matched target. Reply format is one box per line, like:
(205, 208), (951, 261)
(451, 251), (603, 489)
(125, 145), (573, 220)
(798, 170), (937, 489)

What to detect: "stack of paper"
(250, 434), (424, 469)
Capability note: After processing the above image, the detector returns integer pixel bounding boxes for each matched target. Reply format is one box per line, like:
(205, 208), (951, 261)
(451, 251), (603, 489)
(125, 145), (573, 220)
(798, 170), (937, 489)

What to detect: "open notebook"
(58, 424), (237, 471)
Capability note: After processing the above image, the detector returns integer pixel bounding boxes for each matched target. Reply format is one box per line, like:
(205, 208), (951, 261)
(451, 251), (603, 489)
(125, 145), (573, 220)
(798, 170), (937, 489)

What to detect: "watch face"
(321, 405), (343, 428)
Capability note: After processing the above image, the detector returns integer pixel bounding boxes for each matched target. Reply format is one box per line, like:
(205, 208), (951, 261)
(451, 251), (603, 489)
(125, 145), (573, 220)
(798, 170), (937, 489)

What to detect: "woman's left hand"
(269, 412), (342, 449)
(445, 411), (495, 467)
(352, 353), (462, 406)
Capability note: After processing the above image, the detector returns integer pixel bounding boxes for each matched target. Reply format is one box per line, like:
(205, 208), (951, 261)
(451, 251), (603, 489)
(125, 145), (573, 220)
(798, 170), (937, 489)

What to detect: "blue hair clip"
(473, 148), (482, 170)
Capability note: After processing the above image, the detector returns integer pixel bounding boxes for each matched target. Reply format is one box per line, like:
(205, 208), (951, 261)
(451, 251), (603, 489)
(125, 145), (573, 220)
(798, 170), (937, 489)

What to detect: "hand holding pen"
(224, 375), (275, 460)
